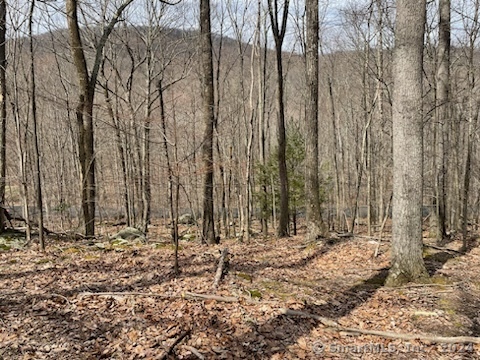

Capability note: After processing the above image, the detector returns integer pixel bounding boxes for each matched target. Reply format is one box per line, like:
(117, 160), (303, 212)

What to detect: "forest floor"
(1, 222), (480, 359)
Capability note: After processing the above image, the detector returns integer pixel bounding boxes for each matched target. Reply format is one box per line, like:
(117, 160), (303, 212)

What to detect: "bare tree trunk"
(434, 0), (450, 245)
(102, 73), (130, 226)
(29, 0), (44, 250)
(11, 98), (31, 242)
(66, 0), (137, 236)
(200, 0), (217, 244)
(375, 0), (386, 227)
(0, 0), (6, 233)
(159, 80), (179, 273)
(386, 0), (429, 286)
(257, 0), (268, 236)
(327, 74), (342, 231)
(142, 48), (153, 234)
(268, 0), (290, 238)
(66, 0), (96, 236)
(305, 0), (327, 241)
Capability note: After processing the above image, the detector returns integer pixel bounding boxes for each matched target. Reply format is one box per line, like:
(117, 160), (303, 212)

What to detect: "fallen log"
(280, 308), (480, 344)
(213, 247), (229, 290)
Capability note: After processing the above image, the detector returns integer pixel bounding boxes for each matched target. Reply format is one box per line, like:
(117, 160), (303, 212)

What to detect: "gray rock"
(178, 213), (196, 225)
(112, 227), (146, 243)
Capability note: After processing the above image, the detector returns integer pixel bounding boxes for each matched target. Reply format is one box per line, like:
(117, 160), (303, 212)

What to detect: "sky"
(7, 0), (479, 53)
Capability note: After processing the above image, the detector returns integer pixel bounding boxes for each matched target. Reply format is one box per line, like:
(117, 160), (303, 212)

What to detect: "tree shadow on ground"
(214, 242), (477, 359)
(230, 237), (352, 276)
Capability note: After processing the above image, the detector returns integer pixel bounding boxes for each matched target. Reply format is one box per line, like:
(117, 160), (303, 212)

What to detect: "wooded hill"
(0, 0), (478, 244)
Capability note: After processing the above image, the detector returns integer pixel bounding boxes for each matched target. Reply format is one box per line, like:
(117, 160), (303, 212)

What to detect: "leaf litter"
(0, 226), (479, 359)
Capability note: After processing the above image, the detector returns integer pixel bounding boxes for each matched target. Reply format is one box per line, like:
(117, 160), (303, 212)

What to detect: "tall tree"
(200, 0), (217, 244)
(268, 0), (290, 237)
(66, 0), (174, 236)
(0, 0), (6, 233)
(29, 0), (45, 250)
(386, 0), (429, 286)
(435, 0), (450, 245)
(304, 0), (327, 240)
(460, 0), (480, 250)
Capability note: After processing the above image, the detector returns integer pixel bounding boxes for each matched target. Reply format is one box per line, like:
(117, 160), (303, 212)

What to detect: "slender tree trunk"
(158, 80), (179, 272)
(386, 0), (429, 286)
(11, 98), (31, 242)
(305, 0), (327, 241)
(327, 74), (342, 231)
(435, 0), (450, 245)
(200, 0), (217, 244)
(257, 0), (268, 236)
(0, 0), (6, 233)
(142, 49), (153, 234)
(268, 0), (290, 238)
(29, 0), (45, 250)
(461, 2), (479, 250)
(375, 0), (386, 227)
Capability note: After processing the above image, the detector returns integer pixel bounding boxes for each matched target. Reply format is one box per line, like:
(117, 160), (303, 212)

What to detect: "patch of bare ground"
(0, 224), (479, 359)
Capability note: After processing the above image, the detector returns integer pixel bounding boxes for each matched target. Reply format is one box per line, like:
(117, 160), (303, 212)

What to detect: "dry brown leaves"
(0, 224), (479, 359)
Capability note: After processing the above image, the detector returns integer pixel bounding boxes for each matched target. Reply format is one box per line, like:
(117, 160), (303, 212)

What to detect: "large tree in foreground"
(304, 0), (327, 241)
(268, 0), (290, 238)
(66, 0), (135, 236)
(200, 0), (217, 244)
(386, 0), (429, 286)
(434, 0), (450, 245)
(0, 0), (6, 233)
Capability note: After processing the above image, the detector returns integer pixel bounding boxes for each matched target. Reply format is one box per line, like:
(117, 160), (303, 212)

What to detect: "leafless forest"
(0, 0), (477, 246)
(3, 0), (480, 358)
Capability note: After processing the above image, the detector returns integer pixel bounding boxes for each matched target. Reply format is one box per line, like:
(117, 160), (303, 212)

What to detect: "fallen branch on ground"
(80, 291), (174, 298)
(79, 291), (239, 302)
(159, 329), (191, 360)
(280, 308), (480, 344)
(424, 244), (463, 254)
(183, 291), (238, 302)
(213, 247), (229, 290)
(182, 345), (205, 360)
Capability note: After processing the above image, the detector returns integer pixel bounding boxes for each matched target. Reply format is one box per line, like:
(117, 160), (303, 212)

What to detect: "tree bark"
(66, 0), (96, 236)
(66, 0), (137, 236)
(29, 0), (45, 250)
(0, 0), (6, 233)
(304, 0), (327, 241)
(200, 0), (217, 244)
(386, 0), (429, 286)
(268, 0), (290, 238)
(434, 0), (450, 245)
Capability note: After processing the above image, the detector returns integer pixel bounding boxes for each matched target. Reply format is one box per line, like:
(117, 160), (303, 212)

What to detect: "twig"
(280, 308), (480, 344)
(182, 345), (205, 360)
(159, 329), (191, 360)
(213, 247), (229, 290)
